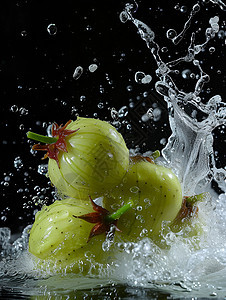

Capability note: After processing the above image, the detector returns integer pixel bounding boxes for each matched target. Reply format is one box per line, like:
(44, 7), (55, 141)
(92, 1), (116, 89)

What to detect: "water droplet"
(1, 216), (7, 222)
(19, 107), (28, 115)
(141, 108), (153, 122)
(4, 176), (10, 182)
(140, 228), (148, 237)
(130, 186), (139, 193)
(193, 4), (200, 12)
(85, 25), (92, 31)
(135, 71), (145, 83)
(110, 108), (118, 120)
(19, 124), (24, 131)
(99, 85), (104, 94)
(209, 46), (215, 53)
(118, 106), (128, 118)
(47, 24), (57, 35)
(73, 66), (83, 80)
(119, 11), (129, 23)
(160, 138), (167, 145)
(126, 85), (133, 92)
(166, 29), (177, 39)
(88, 64), (98, 73)
(10, 105), (18, 113)
(97, 102), (104, 109)
(141, 74), (152, 84)
(180, 5), (187, 13)
(21, 30), (27, 37)
(37, 164), (48, 175)
(161, 46), (168, 53)
(14, 157), (23, 169)
(209, 292), (217, 297)
(182, 69), (191, 79)
(80, 95), (86, 102)
(153, 107), (162, 122)
(218, 29), (225, 39)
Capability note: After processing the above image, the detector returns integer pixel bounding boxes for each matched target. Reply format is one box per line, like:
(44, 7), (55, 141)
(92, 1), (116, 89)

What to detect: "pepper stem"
(27, 131), (58, 144)
(106, 200), (133, 222)
(151, 150), (160, 160)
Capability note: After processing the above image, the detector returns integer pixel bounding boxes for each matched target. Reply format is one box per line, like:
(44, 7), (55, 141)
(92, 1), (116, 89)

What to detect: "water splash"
(167, 4), (201, 45)
(121, 3), (226, 195)
(209, 0), (226, 10)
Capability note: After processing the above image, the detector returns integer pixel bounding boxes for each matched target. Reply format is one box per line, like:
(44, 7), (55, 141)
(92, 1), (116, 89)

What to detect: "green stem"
(186, 192), (209, 205)
(27, 131), (58, 144)
(106, 200), (133, 222)
(151, 150), (160, 160)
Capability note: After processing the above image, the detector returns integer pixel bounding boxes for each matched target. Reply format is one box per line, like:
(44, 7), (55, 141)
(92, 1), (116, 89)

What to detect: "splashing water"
(1, 1), (226, 298)
(122, 2), (226, 196)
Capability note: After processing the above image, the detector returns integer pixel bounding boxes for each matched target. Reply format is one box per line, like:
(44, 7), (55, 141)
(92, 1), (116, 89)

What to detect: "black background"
(1, 0), (225, 233)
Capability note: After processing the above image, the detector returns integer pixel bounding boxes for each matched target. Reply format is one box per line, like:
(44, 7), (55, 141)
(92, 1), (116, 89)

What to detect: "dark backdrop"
(1, 0), (225, 233)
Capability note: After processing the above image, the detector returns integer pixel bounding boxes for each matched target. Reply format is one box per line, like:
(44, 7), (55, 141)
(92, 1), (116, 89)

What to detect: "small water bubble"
(193, 3), (200, 12)
(144, 198), (151, 208)
(141, 74), (152, 84)
(86, 25), (92, 31)
(118, 106), (128, 118)
(4, 176), (10, 182)
(19, 107), (28, 115)
(14, 157), (23, 169)
(182, 69), (191, 79)
(193, 59), (199, 66)
(19, 124), (24, 131)
(10, 105), (18, 113)
(126, 123), (132, 130)
(161, 46), (168, 53)
(136, 214), (145, 223)
(130, 186), (139, 193)
(218, 29), (225, 39)
(136, 206), (143, 211)
(141, 108), (153, 122)
(140, 228), (148, 237)
(119, 11), (129, 23)
(180, 5), (187, 13)
(47, 24), (57, 35)
(209, 16), (219, 25)
(166, 29), (177, 40)
(37, 164), (48, 175)
(153, 107), (162, 122)
(160, 138), (167, 145)
(21, 30), (27, 37)
(97, 102), (104, 109)
(110, 108), (119, 120)
(99, 85), (104, 94)
(80, 95), (86, 102)
(126, 85), (133, 92)
(129, 102), (134, 108)
(135, 71), (145, 84)
(73, 66), (83, 80)
(88, 64), (98, 73)
(1, 216), (7, 222)
(209, 292), (217, 297)
(209, 46), (215, 53)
